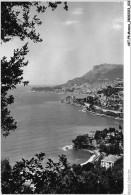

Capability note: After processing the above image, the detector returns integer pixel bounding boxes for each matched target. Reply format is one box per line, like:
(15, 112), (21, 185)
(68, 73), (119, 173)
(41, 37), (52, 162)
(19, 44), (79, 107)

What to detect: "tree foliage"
(1, 2), (68, 43)
(1, 1), (68, 136)
(1, 153), (123, 194)
(1, 43), (29, 136)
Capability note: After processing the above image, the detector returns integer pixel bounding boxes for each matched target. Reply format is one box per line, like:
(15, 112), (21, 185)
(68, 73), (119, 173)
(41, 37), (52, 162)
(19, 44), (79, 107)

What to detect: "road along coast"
(61, 96), (123, 121)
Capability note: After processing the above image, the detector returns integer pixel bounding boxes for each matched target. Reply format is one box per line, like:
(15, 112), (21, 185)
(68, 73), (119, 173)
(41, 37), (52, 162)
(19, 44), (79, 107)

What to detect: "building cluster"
(101, 154), (121, 169)
(90, 128), (123, 169)
(57, 81), (115, 94)
(73, 127), (123, 170)
(97, 80), (123, 109)
(76, 80), (124, 119)
(56, 78), (123, 94)
(61, 79), (123, 120)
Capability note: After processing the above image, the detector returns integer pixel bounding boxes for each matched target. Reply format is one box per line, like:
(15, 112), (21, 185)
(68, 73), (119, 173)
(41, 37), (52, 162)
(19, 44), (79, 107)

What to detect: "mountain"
(31, 64), (123, 92)
(61, 64), (123, 88)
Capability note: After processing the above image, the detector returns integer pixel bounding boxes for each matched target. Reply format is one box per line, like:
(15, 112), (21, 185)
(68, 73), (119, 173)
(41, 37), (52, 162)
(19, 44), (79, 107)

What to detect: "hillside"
(63, 64), (123, 88)
(31, 64), (123, 92)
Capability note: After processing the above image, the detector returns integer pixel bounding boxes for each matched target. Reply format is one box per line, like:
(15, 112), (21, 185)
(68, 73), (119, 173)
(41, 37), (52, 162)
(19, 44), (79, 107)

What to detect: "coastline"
(80, 149), (100, 166)
(30, 90), (123, 122)
(80, 154), (96, 166)
(62, 143), (95, 165)
(81, 107), (123, 121)
(63, 100), (123, 121)
(60, 93), (123, 121)
(67, 104), (123, 167)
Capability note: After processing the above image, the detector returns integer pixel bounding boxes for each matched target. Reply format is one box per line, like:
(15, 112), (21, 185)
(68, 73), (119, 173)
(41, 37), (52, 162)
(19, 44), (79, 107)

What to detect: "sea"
(1, 86), (123, 166)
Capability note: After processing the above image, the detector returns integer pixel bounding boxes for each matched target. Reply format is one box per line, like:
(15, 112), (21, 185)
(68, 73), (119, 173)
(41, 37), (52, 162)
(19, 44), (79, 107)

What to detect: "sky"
(1, 2), (124, 85)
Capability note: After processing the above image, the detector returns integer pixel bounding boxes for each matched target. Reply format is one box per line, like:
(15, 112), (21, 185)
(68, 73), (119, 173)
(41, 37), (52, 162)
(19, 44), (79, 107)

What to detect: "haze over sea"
(1, 86), (122, 165)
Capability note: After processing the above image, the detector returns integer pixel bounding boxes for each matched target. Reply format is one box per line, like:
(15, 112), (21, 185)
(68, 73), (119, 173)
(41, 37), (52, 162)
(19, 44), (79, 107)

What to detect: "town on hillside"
(61, 79), (123, 120)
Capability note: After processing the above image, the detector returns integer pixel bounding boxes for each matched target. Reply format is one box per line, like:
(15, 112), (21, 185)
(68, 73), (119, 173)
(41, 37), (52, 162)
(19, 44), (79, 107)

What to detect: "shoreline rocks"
(61, 95), (123, 121)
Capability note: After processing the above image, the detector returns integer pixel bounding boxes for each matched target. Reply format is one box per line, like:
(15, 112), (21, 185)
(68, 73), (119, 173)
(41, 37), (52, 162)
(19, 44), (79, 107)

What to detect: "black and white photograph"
(1, 1), (130, 194)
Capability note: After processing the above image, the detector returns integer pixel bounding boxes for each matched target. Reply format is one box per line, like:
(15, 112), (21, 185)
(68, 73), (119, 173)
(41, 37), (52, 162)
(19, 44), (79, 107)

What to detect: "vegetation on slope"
(1, 152), (123, 194)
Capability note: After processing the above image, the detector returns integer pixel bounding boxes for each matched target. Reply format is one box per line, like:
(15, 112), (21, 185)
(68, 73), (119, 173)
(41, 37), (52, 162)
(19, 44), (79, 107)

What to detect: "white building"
(101, 155), (120, 169)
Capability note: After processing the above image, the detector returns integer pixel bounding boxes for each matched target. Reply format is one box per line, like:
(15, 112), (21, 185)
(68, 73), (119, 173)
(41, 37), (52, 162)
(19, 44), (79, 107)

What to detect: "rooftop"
(101, 155), (119, 163)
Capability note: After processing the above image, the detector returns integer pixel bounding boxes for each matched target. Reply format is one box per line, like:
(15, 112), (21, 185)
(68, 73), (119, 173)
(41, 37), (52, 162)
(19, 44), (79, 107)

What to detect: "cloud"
(71, 8), (83, 15)
(62, 20), (79, 25)
(112, 17), (123, 31)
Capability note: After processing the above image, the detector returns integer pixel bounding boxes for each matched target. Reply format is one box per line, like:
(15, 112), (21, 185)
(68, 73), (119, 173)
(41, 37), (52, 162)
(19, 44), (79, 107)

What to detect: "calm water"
(1, 86), (122, 165)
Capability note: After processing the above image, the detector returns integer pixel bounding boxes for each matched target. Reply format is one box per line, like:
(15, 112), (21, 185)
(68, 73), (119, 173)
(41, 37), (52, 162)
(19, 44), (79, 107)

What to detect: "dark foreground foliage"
(1, 153), (123, 194)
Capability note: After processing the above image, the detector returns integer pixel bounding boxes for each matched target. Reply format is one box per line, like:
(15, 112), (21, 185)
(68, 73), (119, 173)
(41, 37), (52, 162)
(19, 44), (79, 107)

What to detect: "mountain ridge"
(31, 63), (123, 92)
(61, 63), (123, 88)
